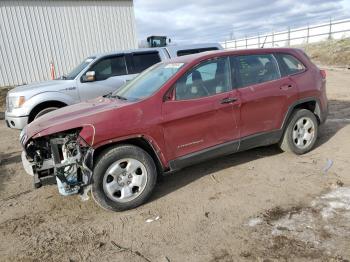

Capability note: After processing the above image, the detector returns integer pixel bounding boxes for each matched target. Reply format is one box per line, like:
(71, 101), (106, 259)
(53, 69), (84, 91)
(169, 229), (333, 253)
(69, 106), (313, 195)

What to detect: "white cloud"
(134, 0), (349, 43)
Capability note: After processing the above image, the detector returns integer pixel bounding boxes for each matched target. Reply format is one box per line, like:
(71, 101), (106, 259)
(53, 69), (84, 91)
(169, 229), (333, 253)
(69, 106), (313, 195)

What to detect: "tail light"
(320, 69), (326, 79)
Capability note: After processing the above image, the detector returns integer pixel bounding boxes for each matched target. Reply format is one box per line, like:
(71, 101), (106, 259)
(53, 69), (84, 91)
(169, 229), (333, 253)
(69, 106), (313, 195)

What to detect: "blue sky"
(134, 0), (350, 43)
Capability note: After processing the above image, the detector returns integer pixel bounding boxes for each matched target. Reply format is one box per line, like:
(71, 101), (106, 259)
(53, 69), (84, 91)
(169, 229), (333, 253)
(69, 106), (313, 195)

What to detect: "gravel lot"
(0, 70), (350, 261)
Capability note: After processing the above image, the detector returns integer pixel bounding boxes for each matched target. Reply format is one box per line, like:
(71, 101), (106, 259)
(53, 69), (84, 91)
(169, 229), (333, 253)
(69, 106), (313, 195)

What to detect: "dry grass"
(301, 38), (350, 68)
(0, 87), (12, 111)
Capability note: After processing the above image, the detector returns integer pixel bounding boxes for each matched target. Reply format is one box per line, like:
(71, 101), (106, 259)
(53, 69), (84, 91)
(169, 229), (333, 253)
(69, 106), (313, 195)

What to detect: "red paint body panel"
(24, 48), (328, 170)
(161, 90), (240, 160)
(238, 76), (298, 138)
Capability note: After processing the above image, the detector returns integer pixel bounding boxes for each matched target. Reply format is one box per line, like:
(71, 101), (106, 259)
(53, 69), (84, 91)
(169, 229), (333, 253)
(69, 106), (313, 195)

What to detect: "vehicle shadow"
(0, 152), (22, 166)
(314, 99), (350, 148)
(151, 145), (281, 202)
(0, 152), (22, 194)
(150, 99), (350, 202)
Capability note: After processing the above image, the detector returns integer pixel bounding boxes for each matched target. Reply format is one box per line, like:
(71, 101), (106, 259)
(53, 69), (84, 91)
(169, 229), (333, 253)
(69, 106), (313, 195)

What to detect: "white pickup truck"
(5, 43), (222, 129)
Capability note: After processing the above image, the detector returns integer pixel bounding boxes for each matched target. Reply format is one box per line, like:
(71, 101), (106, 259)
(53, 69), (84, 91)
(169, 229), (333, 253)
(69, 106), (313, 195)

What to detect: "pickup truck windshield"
(113, 62), (184, 100)
(65, 57), (96, 80)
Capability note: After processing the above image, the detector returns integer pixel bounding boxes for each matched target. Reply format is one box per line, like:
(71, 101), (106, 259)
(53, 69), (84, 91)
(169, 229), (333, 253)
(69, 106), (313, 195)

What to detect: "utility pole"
(328, 17), (332, 40)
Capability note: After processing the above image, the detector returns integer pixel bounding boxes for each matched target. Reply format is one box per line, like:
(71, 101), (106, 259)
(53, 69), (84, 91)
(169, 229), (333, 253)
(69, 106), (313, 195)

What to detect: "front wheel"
(92, 145), (157, 211)
(34, 107), (59, 120)
(279, 109), (318, 155)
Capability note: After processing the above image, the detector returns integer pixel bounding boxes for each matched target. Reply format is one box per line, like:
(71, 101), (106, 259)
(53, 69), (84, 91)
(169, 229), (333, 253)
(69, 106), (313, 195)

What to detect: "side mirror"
(83, 71), (96, 82)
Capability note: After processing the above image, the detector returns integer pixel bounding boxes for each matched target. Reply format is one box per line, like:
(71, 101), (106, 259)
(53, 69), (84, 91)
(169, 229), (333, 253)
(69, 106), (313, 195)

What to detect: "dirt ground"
(0, 69), (350, 262)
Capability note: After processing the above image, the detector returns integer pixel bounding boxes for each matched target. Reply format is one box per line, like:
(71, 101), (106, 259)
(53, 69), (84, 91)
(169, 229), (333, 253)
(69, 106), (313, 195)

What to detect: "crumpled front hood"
(25, 97), (133, 141)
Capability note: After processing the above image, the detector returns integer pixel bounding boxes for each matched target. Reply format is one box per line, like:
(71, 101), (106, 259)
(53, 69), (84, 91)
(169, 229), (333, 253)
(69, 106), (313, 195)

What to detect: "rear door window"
(128, 52), (161, 74)
(233, 54), (281, 88)
(90, 55), (127, 81)
(277, 54), (306, 76)
(177, 47), (219, 57)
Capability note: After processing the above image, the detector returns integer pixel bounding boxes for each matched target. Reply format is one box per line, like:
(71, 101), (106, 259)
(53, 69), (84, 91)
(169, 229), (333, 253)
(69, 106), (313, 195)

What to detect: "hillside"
(301, 38), (350, 68)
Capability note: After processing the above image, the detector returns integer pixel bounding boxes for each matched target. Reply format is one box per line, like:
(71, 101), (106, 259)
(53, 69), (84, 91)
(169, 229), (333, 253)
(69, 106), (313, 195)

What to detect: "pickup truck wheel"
(34, 107), (59, 120)
(92, 145), (157, 211)
(279, 109), (318, 155)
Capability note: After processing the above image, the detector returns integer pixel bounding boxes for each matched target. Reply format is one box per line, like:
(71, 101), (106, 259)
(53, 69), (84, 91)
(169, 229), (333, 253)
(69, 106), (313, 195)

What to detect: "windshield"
(64, 57), (96, 80)
(112, 62), (184, 100)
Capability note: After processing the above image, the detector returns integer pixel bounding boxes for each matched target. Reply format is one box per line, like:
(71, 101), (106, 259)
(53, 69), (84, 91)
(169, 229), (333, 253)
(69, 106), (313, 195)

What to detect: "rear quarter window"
(277, 54), (306, 77)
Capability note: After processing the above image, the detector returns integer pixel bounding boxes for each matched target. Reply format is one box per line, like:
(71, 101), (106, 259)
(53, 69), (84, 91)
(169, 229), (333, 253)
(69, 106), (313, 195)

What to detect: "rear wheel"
(92, 145), (157, 211)
(279, 109), (318, 155)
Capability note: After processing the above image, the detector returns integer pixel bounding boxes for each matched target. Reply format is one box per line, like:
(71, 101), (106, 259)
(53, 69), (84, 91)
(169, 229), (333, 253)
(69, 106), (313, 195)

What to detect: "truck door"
(125, 51), (162, 77)
(77, 55), (128, 101)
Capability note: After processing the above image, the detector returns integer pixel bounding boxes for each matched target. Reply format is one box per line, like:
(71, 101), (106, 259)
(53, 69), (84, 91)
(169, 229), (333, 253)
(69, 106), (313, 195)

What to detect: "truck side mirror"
(83, 71), (96, 82)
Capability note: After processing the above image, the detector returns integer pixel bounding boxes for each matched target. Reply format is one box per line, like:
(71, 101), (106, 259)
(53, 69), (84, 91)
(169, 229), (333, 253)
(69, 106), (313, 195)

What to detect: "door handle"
(280, 84), (293, 91)
(221, 97), (237, 104)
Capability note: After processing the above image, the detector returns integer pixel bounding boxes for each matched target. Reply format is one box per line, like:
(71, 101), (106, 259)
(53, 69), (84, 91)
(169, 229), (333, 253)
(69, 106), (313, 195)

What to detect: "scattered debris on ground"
(323, 159), (334, 174)
(145, 215), (160, 223)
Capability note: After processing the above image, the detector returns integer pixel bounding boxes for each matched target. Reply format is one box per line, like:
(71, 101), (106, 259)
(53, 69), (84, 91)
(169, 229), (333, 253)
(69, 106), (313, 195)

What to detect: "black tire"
(92, 144), (157, 211)
(279, 109), (318, 155)
(29, 101), (66, 123)
(34, 107), (59, 120)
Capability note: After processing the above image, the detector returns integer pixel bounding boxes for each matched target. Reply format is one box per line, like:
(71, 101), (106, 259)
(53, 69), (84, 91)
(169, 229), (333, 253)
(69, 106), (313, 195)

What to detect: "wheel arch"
(28, 100), (67, 122)
(282, 97), (322, 131)
(93, 136), (167, 175)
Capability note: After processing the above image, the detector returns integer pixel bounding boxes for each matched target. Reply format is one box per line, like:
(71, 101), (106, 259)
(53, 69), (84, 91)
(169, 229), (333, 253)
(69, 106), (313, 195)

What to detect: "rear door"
(176, 47), (219, 57)
(126, 51), (161, 80)
(232, 53), (298, 138)
(77, 55), (128, 100)
(162, 57), (240, 161)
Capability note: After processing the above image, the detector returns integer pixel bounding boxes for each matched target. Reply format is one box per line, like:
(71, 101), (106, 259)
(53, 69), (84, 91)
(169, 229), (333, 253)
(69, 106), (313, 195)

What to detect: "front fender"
(22, 91), (78, 116)
(92, 134), (168, 169)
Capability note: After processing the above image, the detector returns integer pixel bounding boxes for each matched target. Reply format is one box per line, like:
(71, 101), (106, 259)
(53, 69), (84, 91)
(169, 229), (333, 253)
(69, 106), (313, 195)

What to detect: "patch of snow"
(321, 187), (350, 202)
(247, 217), (263, 227)
(319, 187), (350, 219)
(249, 187), (350, 254)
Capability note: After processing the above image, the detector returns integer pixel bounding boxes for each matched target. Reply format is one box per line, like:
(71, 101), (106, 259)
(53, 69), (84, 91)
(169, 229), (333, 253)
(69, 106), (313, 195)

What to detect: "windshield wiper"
(103, 92), (112, 98)
(105, 93), (127, 100)
(114, 95), (127, 100)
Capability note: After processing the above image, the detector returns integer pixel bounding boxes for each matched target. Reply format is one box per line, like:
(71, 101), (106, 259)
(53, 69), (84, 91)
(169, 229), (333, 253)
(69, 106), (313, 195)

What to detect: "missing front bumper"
(21, 151), (34, 176)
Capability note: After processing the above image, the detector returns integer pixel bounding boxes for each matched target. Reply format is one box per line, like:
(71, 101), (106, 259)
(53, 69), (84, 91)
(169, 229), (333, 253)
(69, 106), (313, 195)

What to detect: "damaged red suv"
(20, 48), (328, 211)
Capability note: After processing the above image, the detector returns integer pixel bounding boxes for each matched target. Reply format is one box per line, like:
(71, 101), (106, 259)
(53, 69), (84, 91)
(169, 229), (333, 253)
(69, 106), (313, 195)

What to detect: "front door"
(162, 57), (240, 162)
(77, 55), (129, 101)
